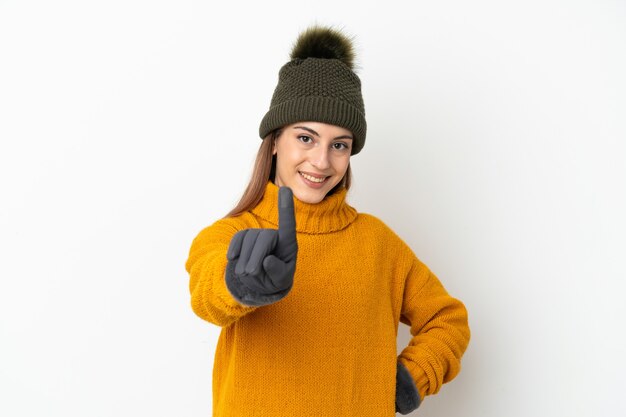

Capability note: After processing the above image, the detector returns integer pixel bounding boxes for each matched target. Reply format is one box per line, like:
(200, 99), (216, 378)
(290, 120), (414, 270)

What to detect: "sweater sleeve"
(185, 219), (259, 327)
(397, 256), (471, 401)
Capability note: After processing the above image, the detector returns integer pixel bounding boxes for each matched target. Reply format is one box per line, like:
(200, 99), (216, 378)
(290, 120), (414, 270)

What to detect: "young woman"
(185, 25), (470, 416)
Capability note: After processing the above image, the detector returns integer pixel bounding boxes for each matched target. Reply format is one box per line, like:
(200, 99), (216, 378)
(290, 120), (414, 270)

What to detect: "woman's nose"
(309, 146), (331, 170)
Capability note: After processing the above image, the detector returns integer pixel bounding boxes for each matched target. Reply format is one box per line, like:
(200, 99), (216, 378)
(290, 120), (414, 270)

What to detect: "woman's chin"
(292, 189), (327, 204)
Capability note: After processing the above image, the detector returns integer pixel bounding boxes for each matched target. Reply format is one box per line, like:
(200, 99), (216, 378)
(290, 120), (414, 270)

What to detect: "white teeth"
(299, 172), (327, 183)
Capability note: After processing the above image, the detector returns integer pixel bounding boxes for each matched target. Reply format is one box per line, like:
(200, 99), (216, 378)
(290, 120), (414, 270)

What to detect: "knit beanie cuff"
(258, 95), (367, 155)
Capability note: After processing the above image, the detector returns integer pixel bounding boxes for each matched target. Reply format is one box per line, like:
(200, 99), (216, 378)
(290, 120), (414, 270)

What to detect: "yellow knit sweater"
(185, 180), (470, 416)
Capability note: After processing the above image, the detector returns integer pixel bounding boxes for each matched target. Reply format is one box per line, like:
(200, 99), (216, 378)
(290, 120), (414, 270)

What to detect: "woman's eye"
(333, 142), (349, 150)
(298, 135), (313, 143)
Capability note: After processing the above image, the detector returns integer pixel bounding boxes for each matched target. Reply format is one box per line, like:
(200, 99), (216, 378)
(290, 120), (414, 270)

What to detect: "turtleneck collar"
(250, 180), (358, 234)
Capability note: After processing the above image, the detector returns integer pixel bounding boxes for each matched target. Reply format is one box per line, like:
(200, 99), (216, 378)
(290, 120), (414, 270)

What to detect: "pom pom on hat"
(290, 25), (356, 71)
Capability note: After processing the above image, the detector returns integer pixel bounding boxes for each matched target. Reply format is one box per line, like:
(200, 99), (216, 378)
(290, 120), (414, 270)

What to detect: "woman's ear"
(271, 128), (283, 155)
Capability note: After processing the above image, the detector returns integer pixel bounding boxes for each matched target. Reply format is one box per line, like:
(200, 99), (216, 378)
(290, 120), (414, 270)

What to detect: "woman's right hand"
(224, 186), (298, 306)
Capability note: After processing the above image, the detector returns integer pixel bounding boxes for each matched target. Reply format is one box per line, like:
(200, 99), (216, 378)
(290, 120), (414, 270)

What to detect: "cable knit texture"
(185, 180), (470, 416)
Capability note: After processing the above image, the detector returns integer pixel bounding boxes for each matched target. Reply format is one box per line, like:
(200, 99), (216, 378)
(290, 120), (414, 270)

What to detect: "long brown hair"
(224, 128), (353, 218)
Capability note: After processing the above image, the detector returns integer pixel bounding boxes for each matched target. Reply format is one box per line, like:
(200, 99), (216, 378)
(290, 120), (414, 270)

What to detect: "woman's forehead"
(286, 122), (354, 139)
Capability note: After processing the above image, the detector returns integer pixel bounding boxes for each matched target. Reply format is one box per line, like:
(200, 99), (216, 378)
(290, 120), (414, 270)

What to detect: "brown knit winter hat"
(259, 25), (367, 155)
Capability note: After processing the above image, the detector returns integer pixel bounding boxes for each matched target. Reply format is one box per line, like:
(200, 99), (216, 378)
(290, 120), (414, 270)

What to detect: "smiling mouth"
(299, 171), (329, 183)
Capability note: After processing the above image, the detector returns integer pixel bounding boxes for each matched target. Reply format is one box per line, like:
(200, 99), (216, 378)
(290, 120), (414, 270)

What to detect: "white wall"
(1, 1), (624, 416)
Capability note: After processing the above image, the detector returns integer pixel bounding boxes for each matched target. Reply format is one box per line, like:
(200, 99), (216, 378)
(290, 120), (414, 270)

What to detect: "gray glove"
(225, 186), (298, 307)
(395, 361), (421, 414)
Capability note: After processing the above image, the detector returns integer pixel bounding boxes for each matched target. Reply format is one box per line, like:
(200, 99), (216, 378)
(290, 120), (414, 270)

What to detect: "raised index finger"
(276, 186), (297, 259)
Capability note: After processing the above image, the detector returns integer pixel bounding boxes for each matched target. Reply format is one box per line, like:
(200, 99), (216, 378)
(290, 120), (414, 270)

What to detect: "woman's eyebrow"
(293, 126), (353, 141)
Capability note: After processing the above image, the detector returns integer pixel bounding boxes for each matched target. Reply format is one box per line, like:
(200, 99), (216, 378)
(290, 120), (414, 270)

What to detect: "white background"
(1, 1), (624, 416)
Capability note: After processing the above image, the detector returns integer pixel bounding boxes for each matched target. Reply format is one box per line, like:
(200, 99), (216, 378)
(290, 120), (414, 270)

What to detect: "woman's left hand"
(395, 361), (421, 414)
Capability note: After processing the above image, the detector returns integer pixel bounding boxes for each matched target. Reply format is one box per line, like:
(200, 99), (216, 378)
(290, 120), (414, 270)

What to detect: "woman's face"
(272, 121), (353, 204)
